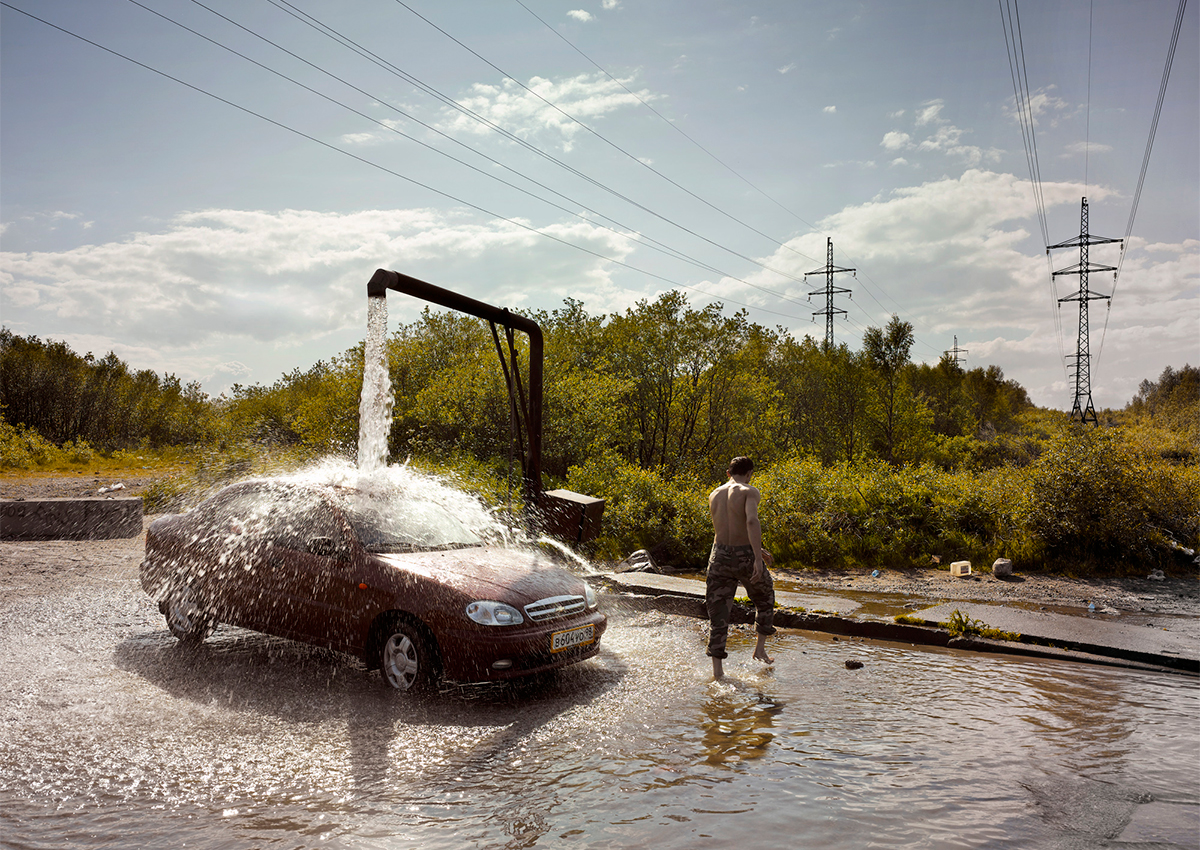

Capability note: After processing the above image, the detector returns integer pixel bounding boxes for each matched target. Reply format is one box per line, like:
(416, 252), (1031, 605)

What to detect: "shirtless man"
(705, 456), (776, 679)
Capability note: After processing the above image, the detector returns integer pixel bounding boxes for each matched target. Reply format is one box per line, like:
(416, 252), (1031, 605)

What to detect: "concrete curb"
(1, 498), (143, 541)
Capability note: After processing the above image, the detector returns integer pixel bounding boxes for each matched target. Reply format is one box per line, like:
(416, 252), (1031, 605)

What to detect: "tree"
(862, 316), (917, 464)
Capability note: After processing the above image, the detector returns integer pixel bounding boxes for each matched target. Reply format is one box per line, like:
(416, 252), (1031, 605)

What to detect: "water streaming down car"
(140, 476), (606, 692)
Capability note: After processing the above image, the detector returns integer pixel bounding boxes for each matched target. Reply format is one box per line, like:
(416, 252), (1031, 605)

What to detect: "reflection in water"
(699, 687), (784, 767)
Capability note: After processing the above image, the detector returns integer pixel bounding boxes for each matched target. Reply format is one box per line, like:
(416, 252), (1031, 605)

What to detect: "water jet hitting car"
(140, 271), (607, 691)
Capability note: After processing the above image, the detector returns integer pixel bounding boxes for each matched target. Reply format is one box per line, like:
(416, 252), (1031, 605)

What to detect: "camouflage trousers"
(705, 543), (775, 659)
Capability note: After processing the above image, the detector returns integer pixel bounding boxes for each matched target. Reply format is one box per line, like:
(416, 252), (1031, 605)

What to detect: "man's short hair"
(728, 456), (754, 477)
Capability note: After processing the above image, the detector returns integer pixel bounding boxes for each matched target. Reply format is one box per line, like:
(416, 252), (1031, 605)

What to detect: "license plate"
(550, 624), (595, 653)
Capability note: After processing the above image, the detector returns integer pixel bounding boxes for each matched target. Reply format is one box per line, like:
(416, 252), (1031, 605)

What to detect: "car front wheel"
(379, 620), (437, 693)
(164, 587), (215, 643)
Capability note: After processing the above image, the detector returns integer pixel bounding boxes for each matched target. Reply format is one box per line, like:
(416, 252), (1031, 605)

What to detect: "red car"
(140, 478), (606, 692)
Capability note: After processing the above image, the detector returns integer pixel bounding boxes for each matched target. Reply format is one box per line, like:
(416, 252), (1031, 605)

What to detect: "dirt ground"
(3, 472), (1198, 620)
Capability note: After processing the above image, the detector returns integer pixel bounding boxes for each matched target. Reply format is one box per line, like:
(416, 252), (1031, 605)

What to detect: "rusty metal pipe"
(366, 269), (543, 501)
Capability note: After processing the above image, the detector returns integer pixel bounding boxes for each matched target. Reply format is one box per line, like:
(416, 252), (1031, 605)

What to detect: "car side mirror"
(306, 536), (343, 558)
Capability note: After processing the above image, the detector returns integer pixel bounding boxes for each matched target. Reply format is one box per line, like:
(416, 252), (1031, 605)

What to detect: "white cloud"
(915, 99), (944, 125)
(1063, 141), (1114, 157)
(438, 72), (655, 151)
(823, 160), (876, 170)
(339, 132), (380, 146)
(0, 208), (637, 391)
(889, 157), (910, 167)
(566, 10), (594, 22)
(881, 103), (1002, 166)
(777, 63), (796, 74)
(1004, 86), (1071, 128)
(823, 105), (837, 114)
(602, 0), (620, 8)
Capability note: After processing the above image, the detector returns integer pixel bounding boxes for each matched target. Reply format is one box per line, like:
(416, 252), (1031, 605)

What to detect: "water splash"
(536, 535), (597, 574)
(357, 295), (393, 472)
(283, 459), (506, 547)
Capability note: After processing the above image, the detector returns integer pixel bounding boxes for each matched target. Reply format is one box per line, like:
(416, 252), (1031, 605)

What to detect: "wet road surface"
(2, 543), (1198, 849)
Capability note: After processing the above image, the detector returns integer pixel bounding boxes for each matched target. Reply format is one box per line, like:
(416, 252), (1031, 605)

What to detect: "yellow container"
(950, 561), (972, 577)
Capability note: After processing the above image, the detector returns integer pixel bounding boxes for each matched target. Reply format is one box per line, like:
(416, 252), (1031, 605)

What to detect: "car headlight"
(465, 601), (524, 626)
(583, 582), (598, 610)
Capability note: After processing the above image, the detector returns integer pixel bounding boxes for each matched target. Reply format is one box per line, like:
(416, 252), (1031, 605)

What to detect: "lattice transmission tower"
(944, 335), (968, 367)
(1047, 197), (1122, 425)
(804, 237), (855, 349)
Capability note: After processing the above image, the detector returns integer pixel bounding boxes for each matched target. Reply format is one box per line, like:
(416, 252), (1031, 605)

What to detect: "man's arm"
(744, 489), (772, 579)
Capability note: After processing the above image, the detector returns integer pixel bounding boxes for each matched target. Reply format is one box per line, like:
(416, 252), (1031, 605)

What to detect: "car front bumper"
(436, 610), (607, 682)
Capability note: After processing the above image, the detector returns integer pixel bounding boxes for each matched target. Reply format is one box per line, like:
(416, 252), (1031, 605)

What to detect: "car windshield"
(332, 489), (483, 553)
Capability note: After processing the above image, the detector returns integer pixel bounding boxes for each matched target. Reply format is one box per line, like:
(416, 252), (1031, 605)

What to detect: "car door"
(254, 493), (367, 651)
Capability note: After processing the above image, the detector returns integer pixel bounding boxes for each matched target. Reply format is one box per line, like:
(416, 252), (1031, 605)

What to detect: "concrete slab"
(1115, 800), (1199, 847)
(0, 498), (143, 541)
(602, 570), (861, 615)
(914, 602), (1197, 666)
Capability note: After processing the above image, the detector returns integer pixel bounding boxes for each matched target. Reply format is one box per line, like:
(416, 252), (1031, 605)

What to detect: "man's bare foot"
(753, 634), (773, 665)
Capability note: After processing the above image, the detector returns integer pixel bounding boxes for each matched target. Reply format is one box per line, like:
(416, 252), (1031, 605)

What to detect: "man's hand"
(752, 550), (773, 583)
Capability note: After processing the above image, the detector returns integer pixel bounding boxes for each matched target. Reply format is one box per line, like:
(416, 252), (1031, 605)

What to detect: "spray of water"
(357, 295), (393, 472)
(283, 458), (507, 546)
(536, 535), (597, 573)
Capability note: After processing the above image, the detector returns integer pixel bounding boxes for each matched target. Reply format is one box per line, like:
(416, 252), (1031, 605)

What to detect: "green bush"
(0, 419), (63, 469)
(566, 453), (710, 567)
(1022, 424), (1198, 569)
(755, 455), (1019, 571)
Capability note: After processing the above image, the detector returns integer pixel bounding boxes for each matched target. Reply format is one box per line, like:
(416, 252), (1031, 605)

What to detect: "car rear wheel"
(379, 620), (437, 693)
(165, 587), (215, 643)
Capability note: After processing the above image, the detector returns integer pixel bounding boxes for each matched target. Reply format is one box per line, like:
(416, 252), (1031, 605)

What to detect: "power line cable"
(265, 0), (823, 290)
(271, 0), (936, 352)
(390, 0), (827, 269)
(0, 1), (816, 327)
(511, 1), (942, 352)
(1000, 0), (1068, 379)
(1098, 0), (1187, 362)
(511, 0), (823, 237)
(131, 0), (811, 309)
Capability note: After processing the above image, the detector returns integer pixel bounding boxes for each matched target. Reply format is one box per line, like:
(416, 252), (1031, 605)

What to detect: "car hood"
(373, 546), (585, 602)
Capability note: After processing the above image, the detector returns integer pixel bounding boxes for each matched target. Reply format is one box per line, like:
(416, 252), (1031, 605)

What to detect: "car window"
(332, 490), (482, 553)
(198, 485), (342, 553)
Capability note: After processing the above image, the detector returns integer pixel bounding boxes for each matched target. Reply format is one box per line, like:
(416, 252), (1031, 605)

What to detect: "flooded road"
(1, 548), (1197, 849)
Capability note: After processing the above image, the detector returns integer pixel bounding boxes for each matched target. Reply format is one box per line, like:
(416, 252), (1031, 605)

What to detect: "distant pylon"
(944, 335), (968, 367)
(1047, 197), (1122, 425)
(804, 237), (855, 348)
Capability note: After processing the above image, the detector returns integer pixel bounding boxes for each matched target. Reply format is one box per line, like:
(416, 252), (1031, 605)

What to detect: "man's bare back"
(709, 479), (756, 547)
(708, 477), (773, 579)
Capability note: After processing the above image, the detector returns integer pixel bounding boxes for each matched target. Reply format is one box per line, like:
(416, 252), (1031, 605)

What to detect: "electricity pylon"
(804, 237), (855, 349)
(1047, 197), (1122, 425)
(944, 335), (968, 367)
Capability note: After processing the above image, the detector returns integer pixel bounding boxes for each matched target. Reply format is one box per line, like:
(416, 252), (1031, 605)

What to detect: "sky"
(2, 0), (1197, 410)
